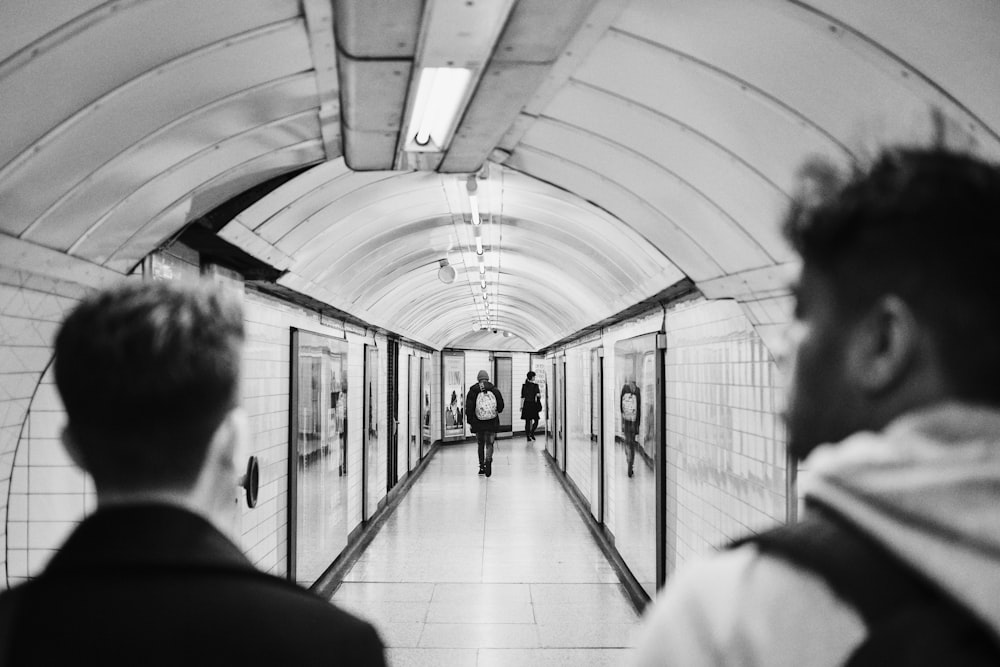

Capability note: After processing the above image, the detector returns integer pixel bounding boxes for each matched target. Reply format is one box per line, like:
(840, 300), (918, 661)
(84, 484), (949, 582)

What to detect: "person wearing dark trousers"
(466, 369), (504, 477)
(621, 377), (641, 477)
(520, 371), (542, 440)
(0, 281), (387, 666)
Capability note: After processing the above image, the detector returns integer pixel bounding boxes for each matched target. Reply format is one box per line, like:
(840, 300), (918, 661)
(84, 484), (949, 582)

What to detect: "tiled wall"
(664, 298), (786, 574)
(1, 261), (415, 586)
(546, 300), (788, 591)
(239, 288), (367, 575)
(2, 269), (102, 587)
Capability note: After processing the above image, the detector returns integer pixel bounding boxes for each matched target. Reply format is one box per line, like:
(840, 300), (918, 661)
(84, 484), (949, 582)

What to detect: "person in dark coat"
(0, 281), (386, 666)
(621, 377), (641, 477)
(520, 371), (542, 441)
(466, 369), (505, 477)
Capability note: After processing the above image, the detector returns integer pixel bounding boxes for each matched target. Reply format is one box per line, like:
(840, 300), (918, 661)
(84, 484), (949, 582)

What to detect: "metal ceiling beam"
(439, 0), (601, 173)
(333, 0), (422, 169)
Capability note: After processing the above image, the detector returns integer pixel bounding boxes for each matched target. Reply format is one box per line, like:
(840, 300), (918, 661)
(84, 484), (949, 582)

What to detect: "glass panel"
(557, 361), (566, 469)
(364, 345), (380, 519)
(495, 356), (513, 433)
(530, 354), (547, 435)
(442, 351), (466, 440)
(408, 356), (420, 468)
(421, 357), (431, 452)
(293, 329), (349, 588)
(615, 333), (658, 598)
(590, 348), (603, 523)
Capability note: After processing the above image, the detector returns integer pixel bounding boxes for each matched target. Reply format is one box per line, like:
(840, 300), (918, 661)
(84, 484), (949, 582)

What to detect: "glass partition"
(364, 344), (380, 519)
(420, 357), (432, 453)
(614, 333), (658, 597)
(290, 328), (349, 587)
(408, 355), (420, 468)
(442, 351), (466, 441)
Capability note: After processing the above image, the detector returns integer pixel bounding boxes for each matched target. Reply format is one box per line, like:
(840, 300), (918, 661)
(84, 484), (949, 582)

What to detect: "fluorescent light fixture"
(405, 67), (474, 152)
(475, 238), (483, 255)
(479, 264), (486, 275)
(480, 279), (486, 289)
(470, 194), (481, 225)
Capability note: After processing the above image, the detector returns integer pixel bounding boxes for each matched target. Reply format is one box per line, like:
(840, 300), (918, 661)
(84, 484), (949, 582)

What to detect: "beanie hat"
(477, 370), (489, 381)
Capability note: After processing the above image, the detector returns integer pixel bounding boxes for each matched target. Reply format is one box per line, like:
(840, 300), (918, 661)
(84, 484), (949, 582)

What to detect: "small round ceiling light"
(437, 259), (456, 284)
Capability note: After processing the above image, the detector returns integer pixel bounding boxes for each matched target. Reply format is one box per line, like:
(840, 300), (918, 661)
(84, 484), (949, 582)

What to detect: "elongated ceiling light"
(404, 67), (474, 152)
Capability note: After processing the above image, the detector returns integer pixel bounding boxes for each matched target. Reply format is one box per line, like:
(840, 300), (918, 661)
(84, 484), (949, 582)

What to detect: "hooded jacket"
(630, 403), (1000, 666)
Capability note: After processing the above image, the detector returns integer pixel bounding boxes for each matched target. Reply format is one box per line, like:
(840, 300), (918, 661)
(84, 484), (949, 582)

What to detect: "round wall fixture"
(437, 259), (456, 284)
(242, 456), (260, 509)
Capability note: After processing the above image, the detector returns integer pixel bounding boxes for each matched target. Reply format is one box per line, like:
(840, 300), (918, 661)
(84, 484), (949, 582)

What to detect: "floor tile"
(419, 622), (540, 648)
(385, 648), (478, 667)
(330, 439), (646, 662)
(476, 648), (637, 667)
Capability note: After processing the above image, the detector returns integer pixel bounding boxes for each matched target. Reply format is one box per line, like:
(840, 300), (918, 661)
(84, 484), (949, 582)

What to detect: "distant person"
(621, 376), (640, 477)
(0, 281), (387, 665)
(466, 369), (504, 477)
(520, 371), (542, 441)
(631, 147), (1000, 665)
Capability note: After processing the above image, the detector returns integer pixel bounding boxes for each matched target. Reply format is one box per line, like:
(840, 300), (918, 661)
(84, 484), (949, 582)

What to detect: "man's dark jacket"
(465, 381), (504, 433)
(0, 504), (386, 666)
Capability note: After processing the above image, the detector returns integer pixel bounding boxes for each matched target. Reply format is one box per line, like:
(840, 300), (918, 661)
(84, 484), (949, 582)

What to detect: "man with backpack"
(631, 146), (1000, 665)
(466, 369), (505, 477)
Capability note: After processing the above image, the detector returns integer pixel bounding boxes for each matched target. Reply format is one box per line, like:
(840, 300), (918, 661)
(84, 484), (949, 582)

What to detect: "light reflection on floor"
(295, 445), (348, 587)
(613, 438), (657, 598)
(331, 436), (643, 666)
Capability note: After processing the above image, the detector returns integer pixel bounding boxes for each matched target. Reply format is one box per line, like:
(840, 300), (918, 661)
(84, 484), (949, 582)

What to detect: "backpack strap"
(735, 503), (1000, 665)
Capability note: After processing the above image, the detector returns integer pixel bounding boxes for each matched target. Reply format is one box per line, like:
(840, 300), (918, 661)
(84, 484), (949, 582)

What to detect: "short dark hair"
(783, 146), (1000, 403)
(527, 371), (536, 380)
(54, 280), (245, 492)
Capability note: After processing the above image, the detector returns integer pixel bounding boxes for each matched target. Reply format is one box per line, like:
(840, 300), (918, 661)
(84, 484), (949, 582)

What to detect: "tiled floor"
(331, 435), (643, 666)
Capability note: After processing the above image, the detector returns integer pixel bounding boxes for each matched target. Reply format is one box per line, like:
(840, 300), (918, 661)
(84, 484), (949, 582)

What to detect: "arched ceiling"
(2, 0), (999, 352)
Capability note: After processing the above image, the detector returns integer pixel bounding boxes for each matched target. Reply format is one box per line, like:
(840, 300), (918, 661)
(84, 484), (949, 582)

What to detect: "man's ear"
(207, 406), (249, 479)
(848, 294), (919, 396)
(61, 426), (87, 471)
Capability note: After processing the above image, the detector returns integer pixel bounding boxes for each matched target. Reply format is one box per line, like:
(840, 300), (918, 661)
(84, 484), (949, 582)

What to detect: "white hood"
(800, 403), (1000, 639)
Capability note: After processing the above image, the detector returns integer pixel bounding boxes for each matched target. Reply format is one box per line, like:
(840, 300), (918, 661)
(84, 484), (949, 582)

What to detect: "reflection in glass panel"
(420, 358), (431, 454)
(442, 352), (465, 440)
(365, 346), (380, 519)
(293, 330), (349, 587)
(408, 356), (420, 468)
(530, 355), (547, 434)
(590, 348), (603, 524)
(615, 334), (658, 598)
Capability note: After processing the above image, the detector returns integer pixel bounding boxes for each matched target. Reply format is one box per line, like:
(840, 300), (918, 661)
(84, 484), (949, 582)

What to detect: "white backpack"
(476, 390), (498, 420)
(622, 393), (637, 422)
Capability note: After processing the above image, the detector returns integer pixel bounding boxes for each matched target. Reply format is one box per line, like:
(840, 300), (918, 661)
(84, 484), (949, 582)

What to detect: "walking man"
(466, 369), (504, 477)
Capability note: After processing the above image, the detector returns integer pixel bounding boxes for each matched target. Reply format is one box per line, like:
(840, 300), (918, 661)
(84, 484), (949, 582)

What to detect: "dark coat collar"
(43, 504), (254, 576)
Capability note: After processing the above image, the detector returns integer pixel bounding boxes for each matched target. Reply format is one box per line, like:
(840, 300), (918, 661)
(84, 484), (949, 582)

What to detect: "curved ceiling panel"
(616, 0), (995, 156)
(74, 113), (322, 264)
(223, 159), (686, 349)
(15, 75), (320, 248)
(1, 0), (303, 167)
(103, 140), (326, 274)
(2, 0), (998, 356)
(811, 1), (1000, 143)
(543, 81), (794, 263)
